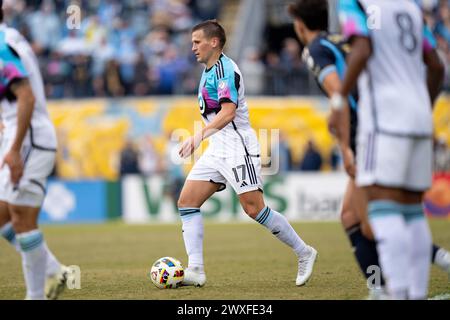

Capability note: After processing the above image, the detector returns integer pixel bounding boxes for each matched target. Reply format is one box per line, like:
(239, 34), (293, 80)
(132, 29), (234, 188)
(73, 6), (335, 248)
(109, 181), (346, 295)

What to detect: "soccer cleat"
(182, 267), (206, 287)
(45, 265), (70, 300)
(434, 248), (450, 281)
(296, 246), (318, 286)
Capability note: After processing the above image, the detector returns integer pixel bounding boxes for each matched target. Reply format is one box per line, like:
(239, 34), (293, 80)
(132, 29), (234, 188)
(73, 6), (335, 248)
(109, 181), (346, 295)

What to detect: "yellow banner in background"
(48, 96), (450, 180)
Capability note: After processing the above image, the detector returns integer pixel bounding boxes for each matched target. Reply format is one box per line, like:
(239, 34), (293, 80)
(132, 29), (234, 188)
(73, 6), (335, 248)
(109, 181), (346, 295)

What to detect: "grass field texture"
(0, 220), (449, 300)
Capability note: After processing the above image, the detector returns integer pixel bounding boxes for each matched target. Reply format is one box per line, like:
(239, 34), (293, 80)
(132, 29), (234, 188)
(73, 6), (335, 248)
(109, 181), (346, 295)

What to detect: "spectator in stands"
(154, 44), (190, 94)
(191, 0), (221, 20)
(27, 0), (61, 56)
(91, 35), (115, 96)
(80, 15), (108, 51)
(114, 19), (139, 94)
(2, 0), (27, 32)
(138, 135), (161, 177)
(435, 0), (450, 44)
(44, 51), (71, 99)
(70, 54), (92, 97)
(280, 38), (302, 69)
(104, 59), (125, 97)
(435, 1), (450, 89)
(240, 47), (265, 95)
(264, 51), (285, 96)
(140, 27), (171, 69)
(56, 28), (91, 60)
(279, 38), (310, 95)
(166, 0), (195, 32)
(299, 139), (323, 171)
(132, 52), (152, 96)
(119, 140), (141, 176)
(97, 0), (122, 30)
(329, 145), (341, 171)
(276, 131), (294, 172)
(163, 131), (186, 208)
(434, 135), (450, 172)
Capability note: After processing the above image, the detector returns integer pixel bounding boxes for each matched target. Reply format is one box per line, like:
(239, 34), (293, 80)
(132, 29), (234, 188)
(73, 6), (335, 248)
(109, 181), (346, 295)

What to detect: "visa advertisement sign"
(122, 173), (348, 223)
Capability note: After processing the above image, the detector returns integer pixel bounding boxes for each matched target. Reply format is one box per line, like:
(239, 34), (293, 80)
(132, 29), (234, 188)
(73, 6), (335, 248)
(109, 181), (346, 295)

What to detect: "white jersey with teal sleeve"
(198, 53), (259, 158)
(0, 25), (57, 207)
(0, 24), (57, 150)
(338, 0), (434, 137)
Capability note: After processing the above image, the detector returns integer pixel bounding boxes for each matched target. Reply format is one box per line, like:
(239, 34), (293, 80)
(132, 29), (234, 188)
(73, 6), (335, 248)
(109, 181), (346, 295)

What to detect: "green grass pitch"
(0, 220), (448, 300)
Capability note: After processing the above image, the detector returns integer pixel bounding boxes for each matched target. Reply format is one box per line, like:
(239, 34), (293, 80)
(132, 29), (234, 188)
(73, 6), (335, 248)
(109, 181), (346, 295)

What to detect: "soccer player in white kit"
(0, 5), (69, 299)
(177, 20), (318, 287)
(335, 0), (444, 299)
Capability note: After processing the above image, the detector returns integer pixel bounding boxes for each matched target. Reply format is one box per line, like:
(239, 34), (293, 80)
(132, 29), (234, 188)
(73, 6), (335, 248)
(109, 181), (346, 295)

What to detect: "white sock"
(179, 208), (204, 271)
(404, 204), (432, 300)
(0, 222), (20, 252)
(255, 206), (309, 258)
(43, 242), (61, 277)
(1, 222), (61, 276)
(16, 230), (47, 300)
(368, 201), (409, 300)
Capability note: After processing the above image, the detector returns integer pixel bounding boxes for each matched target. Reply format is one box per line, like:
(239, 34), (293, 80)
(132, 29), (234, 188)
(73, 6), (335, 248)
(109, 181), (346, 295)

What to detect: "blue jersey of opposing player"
(302, 32), (358, 152)
(197, 53), (259, 158)
(0, 31), (28, 101)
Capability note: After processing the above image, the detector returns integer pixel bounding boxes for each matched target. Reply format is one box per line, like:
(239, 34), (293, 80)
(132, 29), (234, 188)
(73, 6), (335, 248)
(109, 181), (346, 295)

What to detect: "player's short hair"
(192, 19), (226, 49)
(288, 0), (328, 31)
(0, 0), (3, 23)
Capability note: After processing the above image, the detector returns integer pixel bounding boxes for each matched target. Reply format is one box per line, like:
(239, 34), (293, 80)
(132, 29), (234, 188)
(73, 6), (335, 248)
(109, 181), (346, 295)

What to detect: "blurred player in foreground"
(0, 1), (69, 299)
(177, 20), (317, 287)
(288, 0), (450, 298)
(337, 0), (444, 299)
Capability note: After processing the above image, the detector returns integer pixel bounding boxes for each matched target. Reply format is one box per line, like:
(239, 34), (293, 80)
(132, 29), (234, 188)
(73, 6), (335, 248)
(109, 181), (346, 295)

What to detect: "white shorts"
(356, 132), (433, 192)
(187, 153), (263, 194)
(0, 144), (55, 207)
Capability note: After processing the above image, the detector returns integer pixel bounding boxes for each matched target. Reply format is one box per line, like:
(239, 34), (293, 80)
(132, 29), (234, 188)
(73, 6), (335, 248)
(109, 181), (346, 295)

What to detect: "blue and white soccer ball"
(149, 257), (184, 289)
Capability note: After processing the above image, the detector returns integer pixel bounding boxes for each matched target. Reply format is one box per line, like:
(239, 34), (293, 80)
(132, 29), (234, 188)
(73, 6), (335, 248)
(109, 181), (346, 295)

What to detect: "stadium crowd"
(3, 0), (450, 99)
(3, 0), (221, 98)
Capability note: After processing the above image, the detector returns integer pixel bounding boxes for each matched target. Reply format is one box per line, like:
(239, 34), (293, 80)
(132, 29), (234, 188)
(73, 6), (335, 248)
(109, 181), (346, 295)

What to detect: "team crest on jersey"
(198, 95), (205, 114)
(218, 80), (226, 90)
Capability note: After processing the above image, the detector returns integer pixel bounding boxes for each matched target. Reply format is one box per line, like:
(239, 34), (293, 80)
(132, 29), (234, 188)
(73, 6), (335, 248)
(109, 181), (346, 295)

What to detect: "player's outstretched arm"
(322, 71), (349, 144)
(179, 102), (236, 158)
(424, 49), (445, 106)
(322, 72), (355, 178)
(1, 79), (35, 184)
(339, 36), (372, 98)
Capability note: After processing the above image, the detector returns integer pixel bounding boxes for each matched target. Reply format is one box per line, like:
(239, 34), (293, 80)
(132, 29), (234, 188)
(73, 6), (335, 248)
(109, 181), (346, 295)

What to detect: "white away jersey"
(338, 0), (436, 137)
(198, 53), (259, 158)
(0, 24), (57, 150)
